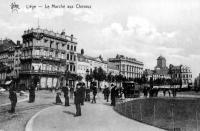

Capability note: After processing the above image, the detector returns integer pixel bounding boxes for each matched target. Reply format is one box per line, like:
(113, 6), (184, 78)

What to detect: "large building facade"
(20, 28), (77, 88)
(169, 64), (192, 86)
(108, 54), (143, 79)
(76, 51), (90, 83)
(0, 39), (21, 82)
(107, 62), (119, 76)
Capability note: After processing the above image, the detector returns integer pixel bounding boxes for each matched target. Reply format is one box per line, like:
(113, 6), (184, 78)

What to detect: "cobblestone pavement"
(0, 90), (58, 131)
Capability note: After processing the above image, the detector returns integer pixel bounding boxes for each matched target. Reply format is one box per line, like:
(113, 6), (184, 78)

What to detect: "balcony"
(20, 55), (66, 63)
(20, 69), (64, 76)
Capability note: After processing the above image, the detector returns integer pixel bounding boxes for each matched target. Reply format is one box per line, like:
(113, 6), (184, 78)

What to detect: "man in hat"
(74, 83), (82, 116)
(29, 83), (35, 103)
(62, 84), (70, 106)
(110, 84), (116, 106)
(8, 82), (17, 113)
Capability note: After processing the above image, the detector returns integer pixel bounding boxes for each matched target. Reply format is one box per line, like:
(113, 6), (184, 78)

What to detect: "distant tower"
(156, 55), (167, 69)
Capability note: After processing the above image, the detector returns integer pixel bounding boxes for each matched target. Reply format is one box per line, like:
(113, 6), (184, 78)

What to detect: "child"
(56, 92), (62, 104)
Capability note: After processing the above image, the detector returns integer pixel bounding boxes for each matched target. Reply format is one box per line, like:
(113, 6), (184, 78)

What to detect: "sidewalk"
(26, 94), (165, 131)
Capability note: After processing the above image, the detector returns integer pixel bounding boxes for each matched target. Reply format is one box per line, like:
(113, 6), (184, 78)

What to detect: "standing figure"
(74, 83), (83, 116)
(143, 87), (148, 98)
(62, 84), (70, 106)
(111, 85), (116, 106)
(103, 87), (106, 100)
(8, 83), (17, 113)
(29, 84), (35, 103)
(55, 92), (62, 104)
(80, 83), (86, 105)
(91, 84), (97, 103)
(105, 86), (110, 102)
(85, 85), (90, 101)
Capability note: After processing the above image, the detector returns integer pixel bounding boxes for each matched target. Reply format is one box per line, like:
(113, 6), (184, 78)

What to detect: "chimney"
(17, 40), (20, 45)
(71, 34), (73, 41)
(81, 49), (84, 55)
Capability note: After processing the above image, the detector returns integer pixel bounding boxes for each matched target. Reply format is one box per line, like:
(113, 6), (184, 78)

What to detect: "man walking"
(105, 86), (110, 102)
(8, 82), (17, 113)
(91, 84), (97, 103)
(62, 84), (70, 106)
(111, 85), (116, 106)
(29, 83), (35, 103)
(74, 83), (82, 116)
(80, 82), (86, 105)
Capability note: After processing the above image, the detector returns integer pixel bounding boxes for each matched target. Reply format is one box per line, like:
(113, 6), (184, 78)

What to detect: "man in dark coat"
(80, 83), (86, 105)
(91, 85), (97, 103)
(8, 83), (17, 113)
(143, 86), (148, 97)
(85, 85), (90, 101)
(111, 85), (116, 106)
(62, 84), (70, 106)
(29, 84), (35, 103)
(105, 87), (110, 102)
(74, 83), (82, 116)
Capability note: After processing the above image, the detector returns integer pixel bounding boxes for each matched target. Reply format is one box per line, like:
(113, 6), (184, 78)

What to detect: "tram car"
(122, 81), (140, 98)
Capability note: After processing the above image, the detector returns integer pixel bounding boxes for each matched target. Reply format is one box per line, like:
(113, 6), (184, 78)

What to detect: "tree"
(93, 67), (106, 88)
(85, 73), (93, 88)
(107, 72), (115, 87)
(115, 74), (124, 86)
(141, 74), (147, 84)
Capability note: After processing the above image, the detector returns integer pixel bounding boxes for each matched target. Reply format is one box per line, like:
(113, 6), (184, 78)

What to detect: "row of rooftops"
(108, 54), (144, 65)
(0, 39), (21, 53)
(23, 28), (77, 42)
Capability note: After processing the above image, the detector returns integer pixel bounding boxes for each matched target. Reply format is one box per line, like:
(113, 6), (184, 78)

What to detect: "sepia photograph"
(0, 0), (200, 131)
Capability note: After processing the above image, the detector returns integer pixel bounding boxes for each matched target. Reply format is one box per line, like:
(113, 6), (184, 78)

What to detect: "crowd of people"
(6, 77), (179, 115)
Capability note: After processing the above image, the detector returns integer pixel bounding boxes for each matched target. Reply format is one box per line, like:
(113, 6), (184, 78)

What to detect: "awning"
(5, 80), (12, 85)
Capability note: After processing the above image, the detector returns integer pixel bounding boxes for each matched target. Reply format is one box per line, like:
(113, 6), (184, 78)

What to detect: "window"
(67, 45), (69, 50)
(66, 65), (69, 71)
(56, 42), (59, 49)
(74, 46), (76, 51)
(70, 65), (72, 71)
(70, 54), (72, 60)
(71, 45), (73, 51)
(62, 44), (65, 47)
(67, 54), (69, 60)
(73, 65), (76, 72)
(74, 55), (76, 61)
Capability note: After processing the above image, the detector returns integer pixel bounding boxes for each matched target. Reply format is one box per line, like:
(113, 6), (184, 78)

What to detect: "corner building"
(20, 28), (77, 89)
(108, 54), (143, 79)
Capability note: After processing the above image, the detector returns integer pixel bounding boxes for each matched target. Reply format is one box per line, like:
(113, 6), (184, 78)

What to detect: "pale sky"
(1, 0), (200, 79)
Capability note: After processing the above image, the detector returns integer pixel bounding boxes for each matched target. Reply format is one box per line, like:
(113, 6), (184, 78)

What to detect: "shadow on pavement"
(63, 111), (76, 116)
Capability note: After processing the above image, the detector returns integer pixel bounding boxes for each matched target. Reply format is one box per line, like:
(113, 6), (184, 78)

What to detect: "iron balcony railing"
(19, 69), (64, 75)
